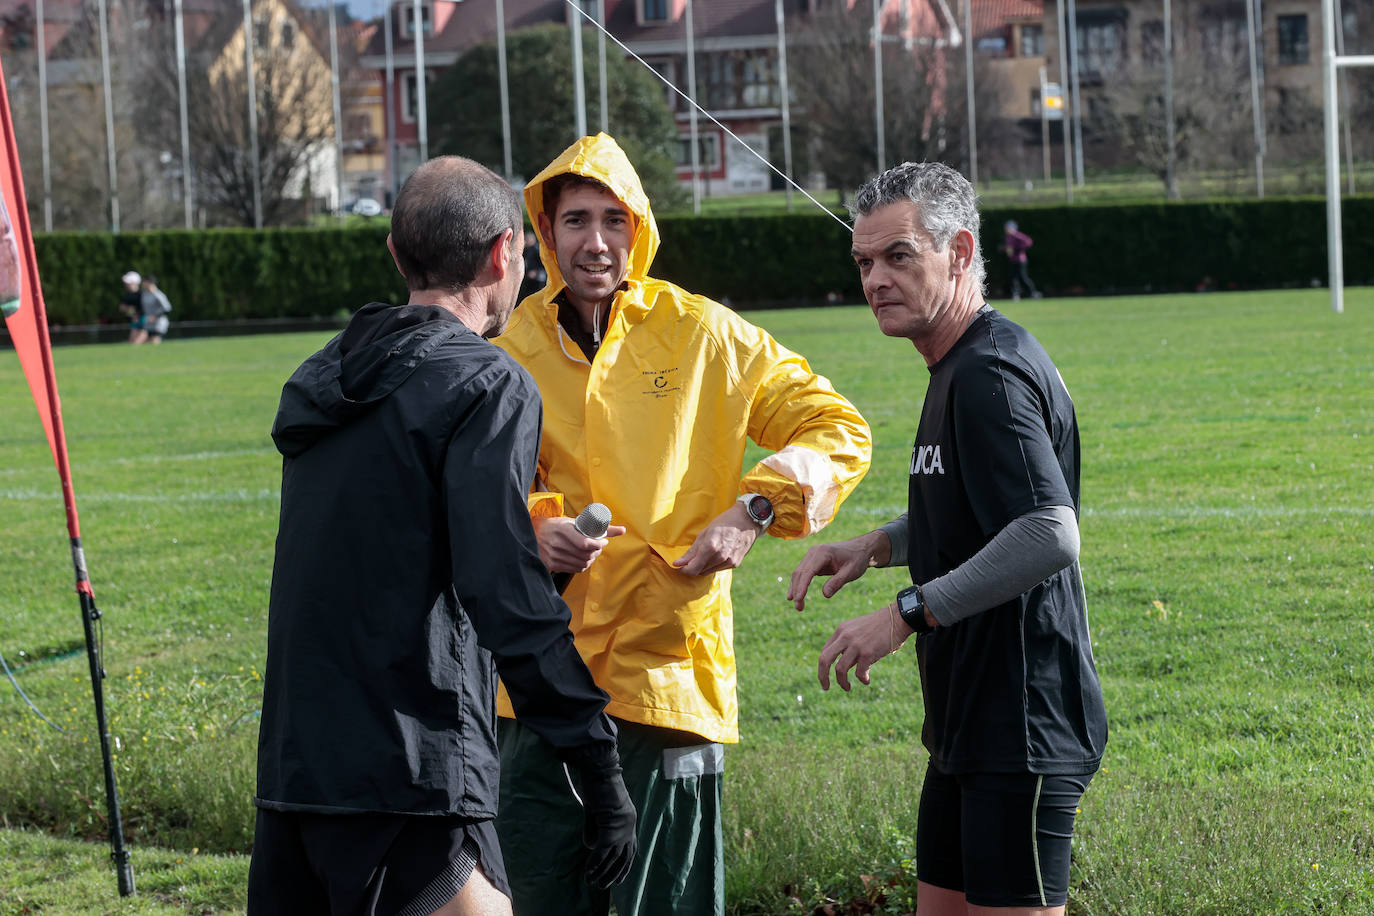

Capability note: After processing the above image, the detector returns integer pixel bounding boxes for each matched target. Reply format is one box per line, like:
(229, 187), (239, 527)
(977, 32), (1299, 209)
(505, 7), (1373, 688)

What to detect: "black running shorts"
(247, 808), (507, 915)
(915, 763), (1091, 908)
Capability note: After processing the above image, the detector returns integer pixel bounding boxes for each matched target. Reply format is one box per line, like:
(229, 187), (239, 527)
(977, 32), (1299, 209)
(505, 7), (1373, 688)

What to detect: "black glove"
(568, 746), (637, 889)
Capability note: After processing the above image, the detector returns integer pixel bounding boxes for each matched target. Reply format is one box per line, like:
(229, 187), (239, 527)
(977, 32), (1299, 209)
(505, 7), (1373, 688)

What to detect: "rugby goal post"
(1322, 0), (1374, 313)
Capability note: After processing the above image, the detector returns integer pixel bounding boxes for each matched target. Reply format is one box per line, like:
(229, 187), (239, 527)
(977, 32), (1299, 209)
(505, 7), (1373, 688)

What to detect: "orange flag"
(0, 55), (61, 471)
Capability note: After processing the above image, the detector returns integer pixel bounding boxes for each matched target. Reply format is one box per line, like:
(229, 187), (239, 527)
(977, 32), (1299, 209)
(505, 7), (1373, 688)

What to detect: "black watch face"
(748, 495), (772, 522)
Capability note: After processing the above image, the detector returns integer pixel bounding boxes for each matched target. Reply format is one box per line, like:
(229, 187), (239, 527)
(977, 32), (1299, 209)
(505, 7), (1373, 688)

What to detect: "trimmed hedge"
(27, 196), (1374, 326)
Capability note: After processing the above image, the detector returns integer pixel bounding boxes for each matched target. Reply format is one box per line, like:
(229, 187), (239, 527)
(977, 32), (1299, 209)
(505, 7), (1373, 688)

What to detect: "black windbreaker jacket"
(255, 302), (616, 817)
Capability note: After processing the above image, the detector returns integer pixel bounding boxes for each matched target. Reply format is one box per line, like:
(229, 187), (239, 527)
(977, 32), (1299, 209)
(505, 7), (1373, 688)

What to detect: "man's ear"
(949, 228), (975, 276)
(386, 234), (406, 280)
(490, 228), (516, 281)
(536, 211), (555, 250)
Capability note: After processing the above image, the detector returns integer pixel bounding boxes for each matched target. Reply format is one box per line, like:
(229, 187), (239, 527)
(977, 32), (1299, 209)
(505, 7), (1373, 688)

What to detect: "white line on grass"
(2, 488), (280, 503)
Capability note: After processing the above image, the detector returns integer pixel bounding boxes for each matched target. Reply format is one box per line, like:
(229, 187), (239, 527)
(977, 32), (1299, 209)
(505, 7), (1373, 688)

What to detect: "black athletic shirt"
(908, 306), (1107, 775)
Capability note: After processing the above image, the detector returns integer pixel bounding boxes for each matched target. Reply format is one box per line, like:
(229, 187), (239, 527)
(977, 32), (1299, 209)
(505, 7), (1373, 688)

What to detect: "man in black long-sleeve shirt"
(248, 157), (636, 915)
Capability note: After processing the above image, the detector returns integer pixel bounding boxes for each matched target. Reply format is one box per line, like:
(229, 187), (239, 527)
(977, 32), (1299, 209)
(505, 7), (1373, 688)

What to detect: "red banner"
(1, 55), (81, 542)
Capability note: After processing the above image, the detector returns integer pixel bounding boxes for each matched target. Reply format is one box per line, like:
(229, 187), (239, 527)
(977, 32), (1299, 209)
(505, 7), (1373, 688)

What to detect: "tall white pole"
(413, 0), (428, 161)
(873, 0), (884, 173)
(775, 0), (794, 211)
(1039, 65), (1051, 180)
(962, 0), (976, 184)
(571, 8), (587, 137)
(1054, 0), (1072, 201)
(328, 0), (345, 218)
(97, 0), (119, 231)
(597, 0), (608, 133)
(1164, 0), (1175, 198)
(243, 0), (262, 227)
(174, 0), (193, 227)
(384, 1), (396, 201)
(1245, 0), (1265, 197)
(1065, 0), (1083, 186)
(496, 0), (513, 178)
(36, 0), (52, 230)
(1334, 0), (1355, 194)
(1321, 0), (1342, 314)
(686, 0), (701, 213)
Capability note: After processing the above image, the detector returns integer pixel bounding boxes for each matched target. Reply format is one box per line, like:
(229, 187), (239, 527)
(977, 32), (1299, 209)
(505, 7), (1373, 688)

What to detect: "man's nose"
(587, 228), (610, 253)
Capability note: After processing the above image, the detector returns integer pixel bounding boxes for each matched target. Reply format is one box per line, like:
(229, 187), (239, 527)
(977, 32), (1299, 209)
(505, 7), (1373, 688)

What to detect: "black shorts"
(247, 808), (508, 916)
(915, 763), (1091, 908)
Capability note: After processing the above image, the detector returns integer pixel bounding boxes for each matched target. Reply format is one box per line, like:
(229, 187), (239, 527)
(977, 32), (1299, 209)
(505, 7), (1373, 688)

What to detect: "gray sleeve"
(921, 505), (1080, 627)
(877, 514), (909, 568)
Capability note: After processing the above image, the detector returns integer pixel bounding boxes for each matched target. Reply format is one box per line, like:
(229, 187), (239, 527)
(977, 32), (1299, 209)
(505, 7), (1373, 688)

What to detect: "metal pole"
(1164, 0), (1175, 198)
(1065, 0), (1084, 186)
(873, 0), (885, 173)
(1334, 0), (1355, 194)
(174, 0), (193, 227)
(384, 1), (396, 202)
(597, 0), (608, 133)
(1039, 65), (1051, 180)
(36, 0), (52, 230)
(571, 8), (587, 138)
(243, 0), (262, 227)
(1245, 0), (1265, 197)
(686, 0), (700, 213)
(962, 0), (976, 184)
(1321, 0), (1342, 313)
(1054, 0), (1073, 201)
(413, 0), (428, 161)
(96, 0), (119, 231)
(328, 0), (345, 219)
(497, 0), (513, 178)
(775, 0), (794, 211)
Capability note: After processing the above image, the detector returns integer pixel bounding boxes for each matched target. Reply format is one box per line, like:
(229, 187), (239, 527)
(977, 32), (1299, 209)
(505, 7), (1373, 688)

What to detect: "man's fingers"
(605, 525), (627, 539)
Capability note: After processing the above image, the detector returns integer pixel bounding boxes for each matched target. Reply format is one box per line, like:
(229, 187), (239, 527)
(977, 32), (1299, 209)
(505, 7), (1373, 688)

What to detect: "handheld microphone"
(554, 503), (612, 593)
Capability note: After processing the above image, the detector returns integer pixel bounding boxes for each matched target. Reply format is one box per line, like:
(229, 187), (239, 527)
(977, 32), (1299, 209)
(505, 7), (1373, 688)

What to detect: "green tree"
(429, 24), (683, 209)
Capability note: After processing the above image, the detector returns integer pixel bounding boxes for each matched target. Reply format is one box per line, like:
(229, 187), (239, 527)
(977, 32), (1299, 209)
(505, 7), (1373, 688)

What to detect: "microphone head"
(573, 502), (612, 538)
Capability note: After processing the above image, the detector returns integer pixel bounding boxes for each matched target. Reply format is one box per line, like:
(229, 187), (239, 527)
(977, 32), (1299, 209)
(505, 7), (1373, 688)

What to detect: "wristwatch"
(895, 584), (934, 634)
(737, 493), (775, 530)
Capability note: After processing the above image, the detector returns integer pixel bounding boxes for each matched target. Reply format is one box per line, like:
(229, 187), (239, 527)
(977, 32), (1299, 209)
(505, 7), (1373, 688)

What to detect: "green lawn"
(1, 289), (1372, 913)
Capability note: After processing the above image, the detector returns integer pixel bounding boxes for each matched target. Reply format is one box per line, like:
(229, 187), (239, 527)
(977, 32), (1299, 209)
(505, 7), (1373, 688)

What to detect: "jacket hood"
(271, 302), (465, 458)
(523, 133), (660, 297)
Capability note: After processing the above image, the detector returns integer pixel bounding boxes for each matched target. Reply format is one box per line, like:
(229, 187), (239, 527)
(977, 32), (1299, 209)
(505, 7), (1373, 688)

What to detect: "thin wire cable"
(562, 0), (852, 232)
(0, 648), (69, 733)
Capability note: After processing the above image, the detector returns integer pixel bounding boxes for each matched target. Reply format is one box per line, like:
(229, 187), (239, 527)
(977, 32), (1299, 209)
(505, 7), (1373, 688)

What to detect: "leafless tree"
(138, 0), (336, 226)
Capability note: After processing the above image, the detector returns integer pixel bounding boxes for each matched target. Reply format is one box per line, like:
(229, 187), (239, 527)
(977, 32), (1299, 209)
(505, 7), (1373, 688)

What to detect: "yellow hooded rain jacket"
(494, 134), (871, 743)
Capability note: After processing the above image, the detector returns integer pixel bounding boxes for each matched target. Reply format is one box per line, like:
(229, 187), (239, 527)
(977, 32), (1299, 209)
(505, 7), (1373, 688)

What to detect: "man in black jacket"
(248, 156), (636, 916)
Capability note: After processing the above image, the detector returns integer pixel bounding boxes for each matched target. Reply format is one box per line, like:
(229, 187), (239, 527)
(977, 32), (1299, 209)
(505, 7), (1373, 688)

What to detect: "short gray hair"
(849, 162), (985, 290)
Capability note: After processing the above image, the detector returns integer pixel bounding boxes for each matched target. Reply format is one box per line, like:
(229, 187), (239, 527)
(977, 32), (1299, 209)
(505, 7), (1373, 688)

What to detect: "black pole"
(74, 538), (135, 895)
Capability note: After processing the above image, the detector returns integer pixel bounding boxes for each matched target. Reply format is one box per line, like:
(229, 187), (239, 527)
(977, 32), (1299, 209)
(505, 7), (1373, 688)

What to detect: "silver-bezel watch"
(737, 493), (774, 530)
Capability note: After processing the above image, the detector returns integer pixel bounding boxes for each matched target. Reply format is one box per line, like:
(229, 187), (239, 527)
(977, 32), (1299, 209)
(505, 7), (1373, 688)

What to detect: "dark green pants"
(497, 717), (725, 916)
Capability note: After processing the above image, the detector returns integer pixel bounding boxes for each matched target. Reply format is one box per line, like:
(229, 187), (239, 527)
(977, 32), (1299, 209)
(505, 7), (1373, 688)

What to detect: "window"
(1141, 20), (1163, 65)
(675, 134), (721, 170)
(697, 49), (779, 110)
(1021, 24), (1043, 56)
(646, 58), (677, 108)
(1202, 13), (1247, 62)
(1277, 14), (1308, 65)
(977, 35), (1008, 54)
(280, 20), (296, 48)
(402, 70), (433, 122)
(1075, 18), (1125, 76)
(254, 16), (272, 49)
(399, 2), (433, 39)
(642, 0), (668, 22)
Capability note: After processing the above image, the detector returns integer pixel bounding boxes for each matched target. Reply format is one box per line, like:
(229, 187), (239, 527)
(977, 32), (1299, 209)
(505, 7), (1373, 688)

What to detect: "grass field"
(1, 288), (1372, 914)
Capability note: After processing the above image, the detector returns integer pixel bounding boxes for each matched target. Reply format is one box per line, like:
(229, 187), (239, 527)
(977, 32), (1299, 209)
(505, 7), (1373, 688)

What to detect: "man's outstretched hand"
(788, 531), (891, 612)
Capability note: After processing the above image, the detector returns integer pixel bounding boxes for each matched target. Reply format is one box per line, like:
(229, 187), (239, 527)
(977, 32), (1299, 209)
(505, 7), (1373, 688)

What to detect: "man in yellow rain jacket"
(494, 133), (871, 916)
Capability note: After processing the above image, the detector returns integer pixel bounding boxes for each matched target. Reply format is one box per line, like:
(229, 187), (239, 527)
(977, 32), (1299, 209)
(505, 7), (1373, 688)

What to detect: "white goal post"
(1323, 0), (1374, 313)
